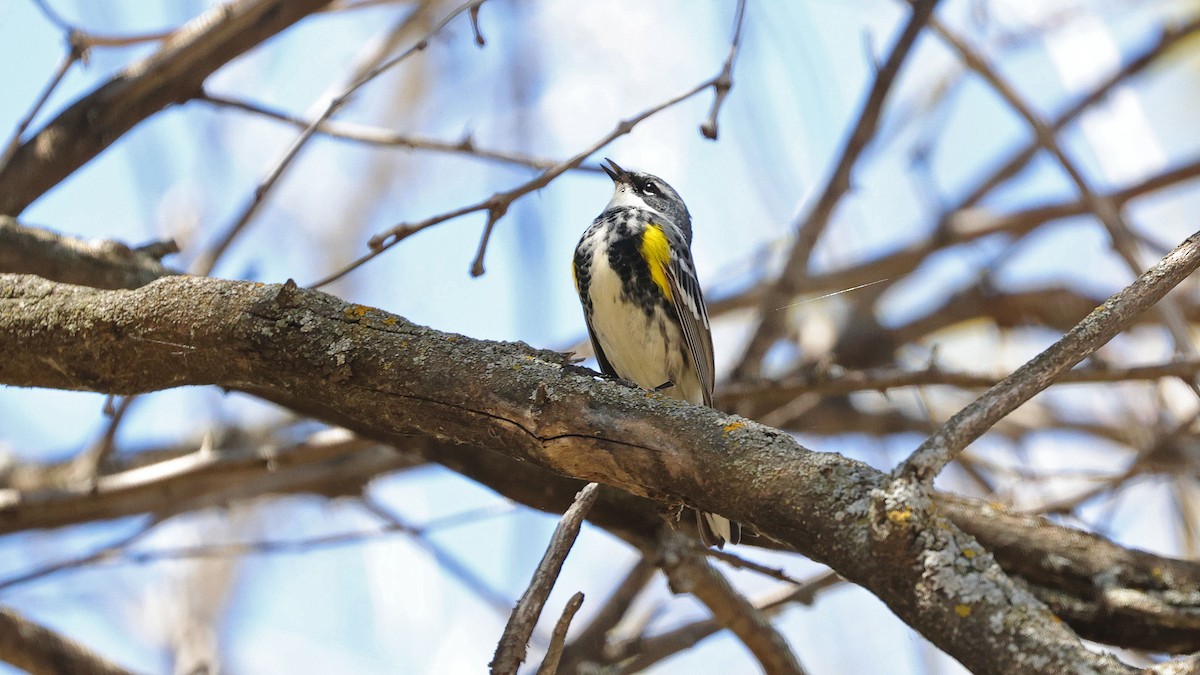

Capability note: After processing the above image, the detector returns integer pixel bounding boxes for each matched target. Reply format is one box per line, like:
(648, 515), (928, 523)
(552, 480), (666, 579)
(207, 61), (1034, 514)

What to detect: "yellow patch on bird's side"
(571, 261), (579, 293)
(639, 224), (673, 302)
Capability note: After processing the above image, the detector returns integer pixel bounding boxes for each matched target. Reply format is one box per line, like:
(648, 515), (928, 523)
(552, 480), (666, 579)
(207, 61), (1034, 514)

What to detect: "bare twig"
(718, 357), (1200, 403)
(491, 482), (600, 675)
(0, 39), (80, 169)
(554, 557), (656, 672)
(699, 0), (748, 140)
(953, 16), (1200, 211)
(899, 229), (1200, 483)
(197, 92), (600, 173)
(733, 0), (943, 379)
(0, 517), (161, 592)
(537, 592), (585, 675)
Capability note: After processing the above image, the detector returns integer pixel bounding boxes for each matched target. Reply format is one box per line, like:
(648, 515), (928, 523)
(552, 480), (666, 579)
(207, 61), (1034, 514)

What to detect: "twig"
(191, 0), (489, 276)
(732, 0), (943, 379)
(718, 357), (1200, 402)
(0, 38), (81, 169)
(359, 496), (515, 615)
(554, 557), (656, 672)
(705, 548), (807, 586)
(197, 92), (600, 173)
(898, 229), (1200, 483)
(618, 571), (840, 673)
(536, 592), (585, 675)
(658, 530), (805, 675)
(699, 0), (748, 140)
(0, 516), (161, 592)
(490, 482), (600, 675)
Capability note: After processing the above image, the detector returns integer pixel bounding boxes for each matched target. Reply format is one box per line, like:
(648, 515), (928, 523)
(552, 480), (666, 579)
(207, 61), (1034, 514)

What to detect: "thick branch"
(0, 273), (1138, 672)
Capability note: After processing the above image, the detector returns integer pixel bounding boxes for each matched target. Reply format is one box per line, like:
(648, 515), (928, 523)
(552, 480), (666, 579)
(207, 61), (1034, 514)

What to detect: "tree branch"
(899, 229), (1200, 483)
(0, 0), (336, 216)
(0, 217), (178, 289)
(491, 482), (598, 675)
(0, 607), (132, 675)
(0, 273), (1142, 672)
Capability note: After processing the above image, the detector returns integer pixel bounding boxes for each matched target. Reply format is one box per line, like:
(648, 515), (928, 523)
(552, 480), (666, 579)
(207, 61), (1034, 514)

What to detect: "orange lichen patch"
(886, 508), (913, 525)
(954, 604), (971, 618)
(345, 304), (371, 319)
(962, 549), (977, 559)
(382, 317), (399, 326)
(723, 420), (746, 434)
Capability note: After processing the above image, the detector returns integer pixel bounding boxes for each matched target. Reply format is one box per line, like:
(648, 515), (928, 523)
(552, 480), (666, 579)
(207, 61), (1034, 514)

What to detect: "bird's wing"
(582, 311), (619, 379)
(667, 256), (715, 406)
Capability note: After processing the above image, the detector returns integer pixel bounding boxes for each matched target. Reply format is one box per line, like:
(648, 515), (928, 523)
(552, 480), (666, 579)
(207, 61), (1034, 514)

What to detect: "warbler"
(572, 158), (740, 549)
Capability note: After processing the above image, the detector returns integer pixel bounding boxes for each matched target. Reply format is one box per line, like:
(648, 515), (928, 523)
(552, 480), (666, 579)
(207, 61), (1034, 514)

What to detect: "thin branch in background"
(732, 0), (943, 379)
(552, 557), (656, 672)
(70, 395), (135, 481)
(490, 482), (599, 675)
(359, 495), (516, 615)
(196, 92), (601, 173)
(658, 530), (806, 675)
(617, 571), (841, 673)
(699, 0), (748, 140)
(536, 591), (584, 675)
(30, 0), (175, 47)
(0, 516), (161, 592)
(953, 15), (1200, 212)
(191, 0), (491, 276)
(899, 229), (1200, 484)
(0, 39), (80, 169)
(705, 547), (809, 586)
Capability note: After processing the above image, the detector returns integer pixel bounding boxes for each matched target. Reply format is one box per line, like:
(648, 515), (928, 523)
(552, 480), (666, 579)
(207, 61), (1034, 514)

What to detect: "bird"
(572, 158), (741, 548)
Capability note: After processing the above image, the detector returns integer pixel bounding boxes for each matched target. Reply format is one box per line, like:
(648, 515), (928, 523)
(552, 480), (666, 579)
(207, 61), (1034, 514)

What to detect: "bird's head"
(602, 158), (692, 240)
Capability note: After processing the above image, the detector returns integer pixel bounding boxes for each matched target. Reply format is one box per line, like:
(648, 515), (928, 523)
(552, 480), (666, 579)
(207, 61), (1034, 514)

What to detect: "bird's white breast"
(579, 230), (702, 404)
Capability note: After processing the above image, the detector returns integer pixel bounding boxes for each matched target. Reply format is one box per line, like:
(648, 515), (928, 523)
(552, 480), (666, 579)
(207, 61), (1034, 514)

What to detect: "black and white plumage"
(572, 158), (740, 548)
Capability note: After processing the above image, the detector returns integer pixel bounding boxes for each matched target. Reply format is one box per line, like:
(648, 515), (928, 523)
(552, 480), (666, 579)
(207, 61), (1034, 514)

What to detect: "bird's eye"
(643, 182), (661, 196)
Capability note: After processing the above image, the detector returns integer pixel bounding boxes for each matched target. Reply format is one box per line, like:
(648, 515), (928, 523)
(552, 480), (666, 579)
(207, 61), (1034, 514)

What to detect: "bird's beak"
(602, 158), (629, 184)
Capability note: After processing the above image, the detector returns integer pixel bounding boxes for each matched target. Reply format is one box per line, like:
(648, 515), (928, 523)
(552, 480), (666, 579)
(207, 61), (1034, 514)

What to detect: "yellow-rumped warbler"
(572, 158), (740, 549)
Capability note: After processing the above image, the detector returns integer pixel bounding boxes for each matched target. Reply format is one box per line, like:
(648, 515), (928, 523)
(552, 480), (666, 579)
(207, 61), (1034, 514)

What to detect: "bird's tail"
(696, 510), (741, 549)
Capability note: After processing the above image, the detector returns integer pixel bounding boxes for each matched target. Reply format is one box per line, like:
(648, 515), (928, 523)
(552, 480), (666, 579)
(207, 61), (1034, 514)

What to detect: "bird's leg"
(653, 379), (675, 392)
